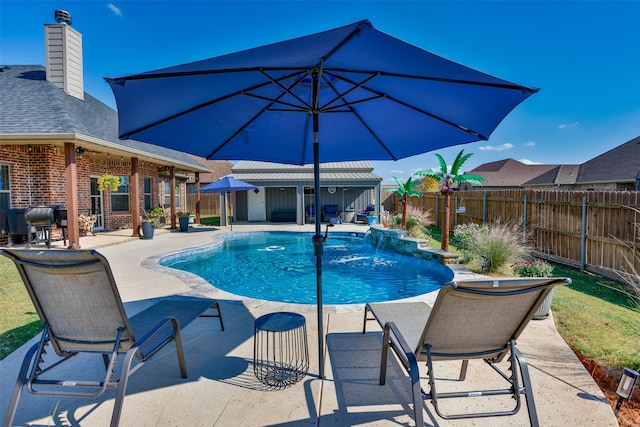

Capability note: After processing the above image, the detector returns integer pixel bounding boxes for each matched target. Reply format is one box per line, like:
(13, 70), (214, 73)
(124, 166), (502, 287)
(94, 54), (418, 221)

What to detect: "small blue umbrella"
(199, 177), (256, 230)
(106, 20), (538, 378)
(199, 176), (256, 193)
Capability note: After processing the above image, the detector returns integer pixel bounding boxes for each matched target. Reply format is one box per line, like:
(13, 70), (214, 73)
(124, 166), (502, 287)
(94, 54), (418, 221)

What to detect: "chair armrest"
(382, 321), (419, 384)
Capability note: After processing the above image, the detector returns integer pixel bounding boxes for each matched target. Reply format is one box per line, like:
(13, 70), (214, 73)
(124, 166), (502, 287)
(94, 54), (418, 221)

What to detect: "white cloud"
(519, 158), (543, 165)
(558, 121), (579, 129)
(478, 143), (514, 152)
(107, 3), (123, 16)
(524, 141), (535, 147)
(390, 169), (404, 175)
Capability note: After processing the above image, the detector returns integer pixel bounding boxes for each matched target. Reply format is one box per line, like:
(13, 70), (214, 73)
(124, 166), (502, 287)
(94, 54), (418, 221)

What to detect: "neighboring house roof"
(470, 159), (558, 187)
(575, 136), (640, 184)
(232, 161), (382, 182)
(524, 165), (581, 187)
(0, 65), (209, 173)
(186, 154), (233, 183)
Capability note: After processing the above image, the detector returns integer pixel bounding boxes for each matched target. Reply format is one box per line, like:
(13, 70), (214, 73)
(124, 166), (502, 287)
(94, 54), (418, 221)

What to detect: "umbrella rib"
(327, 71), (489, 139)
(206, 73), (304, 159)
(243, 92), (309, 112)
(118, 70), (303, 140)
(323, 68), (538, 93)
(260, 69), (312, 111)
(319, 74), (399, 160)
(319, 71), (380, 111)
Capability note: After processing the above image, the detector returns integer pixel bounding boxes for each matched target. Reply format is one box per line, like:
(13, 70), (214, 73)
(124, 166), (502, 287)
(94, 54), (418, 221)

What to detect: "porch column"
(170, 166), (176, 229)
(64, 143), (80, 249)
(375, 182), (382, 223)
(220, 193), (227, 226)
(130, 157), (140, 237)
(195, 172), (201, 224)
(297, 184), (304, 225)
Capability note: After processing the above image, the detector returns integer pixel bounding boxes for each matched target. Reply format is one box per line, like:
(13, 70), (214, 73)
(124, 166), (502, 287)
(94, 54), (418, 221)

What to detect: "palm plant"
(415, 150), (486, 250)
(387, 176), (422, 229)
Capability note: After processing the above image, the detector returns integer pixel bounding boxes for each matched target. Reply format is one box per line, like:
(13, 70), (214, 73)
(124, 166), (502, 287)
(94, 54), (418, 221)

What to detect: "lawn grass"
(0, 255), (41, 360)
(551, 263), (640, 371)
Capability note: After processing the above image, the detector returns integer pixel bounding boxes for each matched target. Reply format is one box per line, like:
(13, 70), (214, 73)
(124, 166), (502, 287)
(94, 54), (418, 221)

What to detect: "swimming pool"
(160, 232), (454, 305)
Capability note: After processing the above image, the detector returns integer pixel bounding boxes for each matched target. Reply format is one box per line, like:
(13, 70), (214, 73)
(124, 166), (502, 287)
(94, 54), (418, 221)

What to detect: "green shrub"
(480, 223), (528, 273)
(390, 206), (432, 239)
(452, 223), (486, 262)
(512, 259), (554, 277)
(458, 222), (528, 273)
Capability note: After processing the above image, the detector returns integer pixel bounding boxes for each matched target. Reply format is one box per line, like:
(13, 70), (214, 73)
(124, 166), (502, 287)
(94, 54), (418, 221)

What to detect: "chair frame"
(1, 248), (224, 427)
(363, 277), (571, 427)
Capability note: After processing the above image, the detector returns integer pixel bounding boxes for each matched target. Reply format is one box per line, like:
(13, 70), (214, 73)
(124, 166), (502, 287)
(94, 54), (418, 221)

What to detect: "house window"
(0, 164), (9, 209)
(110, 176), (130, 212)
(144, 178), (152, 211)
(163, 181), (180, 208)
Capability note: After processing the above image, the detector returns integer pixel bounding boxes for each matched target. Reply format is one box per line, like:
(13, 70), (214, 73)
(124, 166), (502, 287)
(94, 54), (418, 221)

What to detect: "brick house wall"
(1, 143), (189, 246)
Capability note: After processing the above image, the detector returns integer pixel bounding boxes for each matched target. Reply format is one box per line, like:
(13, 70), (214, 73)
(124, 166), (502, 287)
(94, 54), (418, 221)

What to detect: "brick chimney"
(45, 10), (84, 100)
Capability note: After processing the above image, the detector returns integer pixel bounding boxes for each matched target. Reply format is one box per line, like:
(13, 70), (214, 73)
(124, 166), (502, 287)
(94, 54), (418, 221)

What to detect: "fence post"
(523, 194), (528, 244)
(581, 196), (587, 272)
(454, 192), (459, 227)
(483, 192), (487, 225)
(435, 193), (439, 227)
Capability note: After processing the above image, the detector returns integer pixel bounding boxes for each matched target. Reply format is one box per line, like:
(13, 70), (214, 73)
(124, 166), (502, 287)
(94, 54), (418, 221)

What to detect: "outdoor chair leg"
(199, 301), (224, 331)
(111, 348), (137, 427)
(458, 359), (469, 381)
(513, 346), (539, 427)
(2, 342), (38, 427)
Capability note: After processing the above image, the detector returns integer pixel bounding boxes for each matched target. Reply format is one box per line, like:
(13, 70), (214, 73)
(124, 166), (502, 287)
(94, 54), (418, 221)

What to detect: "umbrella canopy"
(106, 20), (538, 379)
(199, 176), (256, 193)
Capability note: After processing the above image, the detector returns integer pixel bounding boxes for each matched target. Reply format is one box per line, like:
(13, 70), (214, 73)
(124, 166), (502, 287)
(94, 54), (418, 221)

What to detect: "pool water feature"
(160, 232), (454, 305)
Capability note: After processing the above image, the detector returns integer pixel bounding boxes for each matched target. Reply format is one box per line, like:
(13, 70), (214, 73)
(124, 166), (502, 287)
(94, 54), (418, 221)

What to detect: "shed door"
(247, 187), (266, 221)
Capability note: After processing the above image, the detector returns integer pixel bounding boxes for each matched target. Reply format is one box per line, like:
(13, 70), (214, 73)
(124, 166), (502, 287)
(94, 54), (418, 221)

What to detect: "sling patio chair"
(322, 204), (339, 222)
(362, 277), (571, 427)
(1, 248), (224, 427)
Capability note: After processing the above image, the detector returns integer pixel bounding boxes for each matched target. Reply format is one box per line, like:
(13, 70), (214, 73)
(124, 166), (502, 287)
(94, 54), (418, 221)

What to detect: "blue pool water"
(160, 232), (453, 305)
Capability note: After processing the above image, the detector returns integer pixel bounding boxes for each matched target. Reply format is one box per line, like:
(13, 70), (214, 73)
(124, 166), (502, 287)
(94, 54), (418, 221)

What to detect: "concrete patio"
(0, 223), (617, 426)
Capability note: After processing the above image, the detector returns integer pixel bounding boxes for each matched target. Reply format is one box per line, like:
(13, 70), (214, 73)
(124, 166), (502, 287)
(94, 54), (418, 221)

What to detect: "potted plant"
(512, 258), (556, 319)
(366, 211), (377, 225)
(97, 174), (121, 191)
(176, 212), (190, 232)
(140, 210), (159, 239)
(187, 211), (196, 224)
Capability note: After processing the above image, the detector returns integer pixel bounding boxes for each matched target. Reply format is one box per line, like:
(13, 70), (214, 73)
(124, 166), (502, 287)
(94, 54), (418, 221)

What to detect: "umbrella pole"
(310, 71), (325, 380)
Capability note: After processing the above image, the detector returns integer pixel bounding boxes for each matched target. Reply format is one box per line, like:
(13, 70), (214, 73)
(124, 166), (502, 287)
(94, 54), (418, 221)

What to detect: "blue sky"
(2, 1), (639, 185)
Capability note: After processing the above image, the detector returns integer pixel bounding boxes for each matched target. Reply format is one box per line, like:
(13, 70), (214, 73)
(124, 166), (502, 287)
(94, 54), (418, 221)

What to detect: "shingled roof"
(575, 136), (640, 184)
(523, 164), (580, 187)
(0, 65), (208, 172)
(470, 158), (558, 188)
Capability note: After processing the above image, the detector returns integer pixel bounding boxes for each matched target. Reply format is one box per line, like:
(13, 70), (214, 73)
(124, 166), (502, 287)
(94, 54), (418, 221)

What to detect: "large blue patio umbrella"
(105, 20), (538, 378)
(199, 177), (257, 230)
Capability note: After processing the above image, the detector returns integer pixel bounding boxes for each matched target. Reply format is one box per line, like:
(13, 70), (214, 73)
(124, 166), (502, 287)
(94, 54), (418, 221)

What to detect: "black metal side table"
(253, 312), (309, 388)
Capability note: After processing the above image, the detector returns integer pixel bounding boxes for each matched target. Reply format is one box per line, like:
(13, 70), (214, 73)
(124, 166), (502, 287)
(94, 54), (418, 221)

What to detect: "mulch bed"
(577, 352), (640, 427)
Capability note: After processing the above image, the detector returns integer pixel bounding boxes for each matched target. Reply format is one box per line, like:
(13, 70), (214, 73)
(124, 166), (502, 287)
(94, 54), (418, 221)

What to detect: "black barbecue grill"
(25, 206), (55, 248)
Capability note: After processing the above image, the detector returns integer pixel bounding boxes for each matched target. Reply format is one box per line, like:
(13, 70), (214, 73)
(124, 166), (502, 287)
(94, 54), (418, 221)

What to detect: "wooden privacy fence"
(382, 189), (640, 278)
(186, 193), (223, 217)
